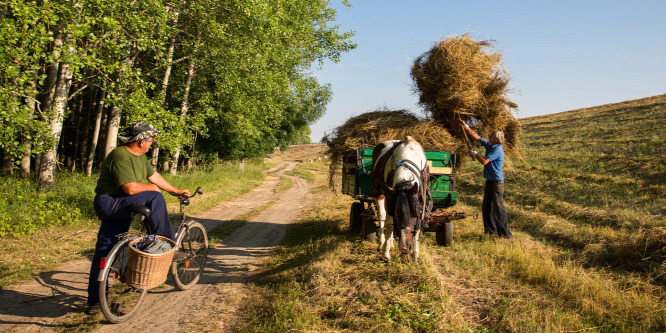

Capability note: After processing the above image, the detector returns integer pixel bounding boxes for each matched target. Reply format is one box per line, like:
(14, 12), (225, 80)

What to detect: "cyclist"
(86, 120), (190, 314)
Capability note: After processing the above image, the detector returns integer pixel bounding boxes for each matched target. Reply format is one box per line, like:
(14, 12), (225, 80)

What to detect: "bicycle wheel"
(99, 238), (147, 323)
(171, 222), (208, 290)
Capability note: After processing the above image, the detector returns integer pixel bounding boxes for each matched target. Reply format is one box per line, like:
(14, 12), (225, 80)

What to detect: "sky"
(309, 0), (666, 142)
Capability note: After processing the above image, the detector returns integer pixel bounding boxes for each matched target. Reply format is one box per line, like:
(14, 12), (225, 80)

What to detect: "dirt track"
(0, 161), (311, 332)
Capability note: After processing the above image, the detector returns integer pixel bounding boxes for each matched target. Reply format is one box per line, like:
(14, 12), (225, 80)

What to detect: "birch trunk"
(170, 55), (195, 175)
(96, 101), (109, 164)
(69, 94), (83, 171)
(104, 53), (134, 157)
(34, 30), (64, 178)
(103, 103), (121, 157)
(38, 48), (74, 187)
(78, 84), (96, 168)
(21, 72), (39, 176)
(1, 152), (12, 174)
(151, 148), (159, 168)
(86, 88), (105, 177)
(154, 13), (179, 169)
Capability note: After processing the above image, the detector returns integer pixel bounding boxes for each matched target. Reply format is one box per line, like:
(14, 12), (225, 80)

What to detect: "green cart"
(342, 148), (476, 246)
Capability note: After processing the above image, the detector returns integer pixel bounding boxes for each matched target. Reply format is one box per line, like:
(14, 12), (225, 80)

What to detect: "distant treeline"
(0, 0), (355, 186)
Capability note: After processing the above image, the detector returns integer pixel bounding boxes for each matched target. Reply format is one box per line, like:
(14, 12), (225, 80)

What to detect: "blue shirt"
(479, 138), (504, 181)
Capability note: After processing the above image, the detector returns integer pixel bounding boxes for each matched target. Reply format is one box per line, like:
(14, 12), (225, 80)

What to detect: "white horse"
(370, 136), (429, 261)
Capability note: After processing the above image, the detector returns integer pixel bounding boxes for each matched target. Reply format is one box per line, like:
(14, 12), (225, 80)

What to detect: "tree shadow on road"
(0, 268), (89, 328)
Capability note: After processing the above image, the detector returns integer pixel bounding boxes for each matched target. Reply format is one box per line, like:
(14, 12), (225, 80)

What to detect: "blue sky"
(309, 0), (666, 142)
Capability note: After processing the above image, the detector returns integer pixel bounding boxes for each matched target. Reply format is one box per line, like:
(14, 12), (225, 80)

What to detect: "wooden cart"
(342, 148), (476, 246)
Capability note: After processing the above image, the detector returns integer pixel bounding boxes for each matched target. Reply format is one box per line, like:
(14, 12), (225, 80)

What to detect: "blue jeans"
(87, 191), (174, 306)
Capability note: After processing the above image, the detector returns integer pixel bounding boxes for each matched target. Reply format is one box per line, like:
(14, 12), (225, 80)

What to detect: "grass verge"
(0, 159), (268, 288)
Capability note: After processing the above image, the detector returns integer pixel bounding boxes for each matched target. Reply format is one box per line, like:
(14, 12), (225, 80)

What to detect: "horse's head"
(386, 181), (421, 254)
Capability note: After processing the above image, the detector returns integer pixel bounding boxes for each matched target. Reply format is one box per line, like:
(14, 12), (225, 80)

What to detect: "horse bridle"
(394, 159), (429, 232)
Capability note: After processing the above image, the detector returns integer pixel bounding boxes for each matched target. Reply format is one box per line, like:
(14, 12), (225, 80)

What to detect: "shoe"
(86, 303), (101, 315)
(172, 251), (189, 262)
(500, 234), (513, 239)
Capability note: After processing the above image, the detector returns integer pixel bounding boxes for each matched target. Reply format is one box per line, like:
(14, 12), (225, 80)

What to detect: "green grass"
(0, 158), (269, 288)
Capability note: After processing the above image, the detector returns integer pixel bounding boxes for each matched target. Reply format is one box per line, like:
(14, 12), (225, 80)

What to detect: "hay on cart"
(323, 109), (463, 189)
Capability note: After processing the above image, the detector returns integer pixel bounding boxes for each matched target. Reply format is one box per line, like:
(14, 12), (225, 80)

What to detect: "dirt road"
(0, 162), (312, 332)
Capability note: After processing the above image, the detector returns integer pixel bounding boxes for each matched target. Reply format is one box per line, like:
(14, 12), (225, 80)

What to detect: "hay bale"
(410, 34), (520, 151)
(323, 109), (463, 188)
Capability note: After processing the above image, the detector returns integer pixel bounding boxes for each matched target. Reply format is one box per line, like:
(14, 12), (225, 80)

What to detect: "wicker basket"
(127, 236), (177, 289)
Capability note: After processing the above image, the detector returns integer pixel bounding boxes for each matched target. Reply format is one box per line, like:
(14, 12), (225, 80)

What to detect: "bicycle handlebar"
(171, 186), (203, 207)
(170, 186), (203, 198)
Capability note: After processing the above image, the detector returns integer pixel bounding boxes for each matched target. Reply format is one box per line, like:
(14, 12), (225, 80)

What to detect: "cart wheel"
(436, 222), (453, 246)
(349, 202), (363, 234)
(362, 217), (376, 242)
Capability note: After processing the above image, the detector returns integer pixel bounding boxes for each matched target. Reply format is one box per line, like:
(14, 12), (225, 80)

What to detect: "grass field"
(223, 95), (666, 332)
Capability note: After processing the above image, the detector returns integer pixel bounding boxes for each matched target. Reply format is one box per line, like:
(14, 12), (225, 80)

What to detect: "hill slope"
(187, 95), (666, 332)
(498, 94), (666, 273)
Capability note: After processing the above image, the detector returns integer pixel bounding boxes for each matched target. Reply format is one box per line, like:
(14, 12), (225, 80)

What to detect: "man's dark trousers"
(87, 191), (174, 306)
(482, 180), (512, 238)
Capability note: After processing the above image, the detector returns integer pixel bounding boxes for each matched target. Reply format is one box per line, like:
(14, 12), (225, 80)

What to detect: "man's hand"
(172, 189), (191, 197)
(461, 120), (481, 142)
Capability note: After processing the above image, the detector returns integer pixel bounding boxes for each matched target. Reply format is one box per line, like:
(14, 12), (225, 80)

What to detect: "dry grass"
(225, 95), (666, 332)
(231, 165), (473, 332)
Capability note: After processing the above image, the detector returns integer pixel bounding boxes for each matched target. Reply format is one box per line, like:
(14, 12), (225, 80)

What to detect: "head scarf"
(118, 121), (161, 144)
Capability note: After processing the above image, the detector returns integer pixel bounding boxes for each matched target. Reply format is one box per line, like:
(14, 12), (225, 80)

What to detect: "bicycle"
(97, 187), (208, 323)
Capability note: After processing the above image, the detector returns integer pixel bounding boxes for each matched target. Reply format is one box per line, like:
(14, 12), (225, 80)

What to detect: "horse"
(370, 136), (430, 260)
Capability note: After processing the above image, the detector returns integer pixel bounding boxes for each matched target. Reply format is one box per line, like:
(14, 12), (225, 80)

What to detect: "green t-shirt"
(95, 146), (155, 195)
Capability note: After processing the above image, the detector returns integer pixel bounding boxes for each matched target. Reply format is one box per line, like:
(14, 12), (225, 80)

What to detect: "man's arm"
(147, 172), (191, 197)
(121, 182), (160, 195)
(461, 120), (489, 165)
(469, 150), (490, 165)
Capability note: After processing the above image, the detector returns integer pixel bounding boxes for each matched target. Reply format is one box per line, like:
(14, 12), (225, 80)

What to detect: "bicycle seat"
(128, 204), (152, 217)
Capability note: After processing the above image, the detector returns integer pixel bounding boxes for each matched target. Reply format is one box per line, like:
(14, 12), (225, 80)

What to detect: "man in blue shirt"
(461, 120), (513, 239)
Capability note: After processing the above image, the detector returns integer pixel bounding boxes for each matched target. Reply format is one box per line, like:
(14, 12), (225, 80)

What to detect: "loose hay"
(323, 109), (463, 189)
(411, 34), (520, 151)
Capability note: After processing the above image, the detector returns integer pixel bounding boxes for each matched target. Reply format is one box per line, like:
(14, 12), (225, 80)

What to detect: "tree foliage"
(0, 0), (355, 182)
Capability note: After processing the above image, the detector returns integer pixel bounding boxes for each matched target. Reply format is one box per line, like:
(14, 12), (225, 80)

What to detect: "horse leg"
(376, 195), (387, 252)
(412, 230), (421, 260)
(383, 216), (394, 261)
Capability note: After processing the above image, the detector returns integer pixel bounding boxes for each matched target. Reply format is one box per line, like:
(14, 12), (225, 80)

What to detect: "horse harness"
(394, 159), (432, 232)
